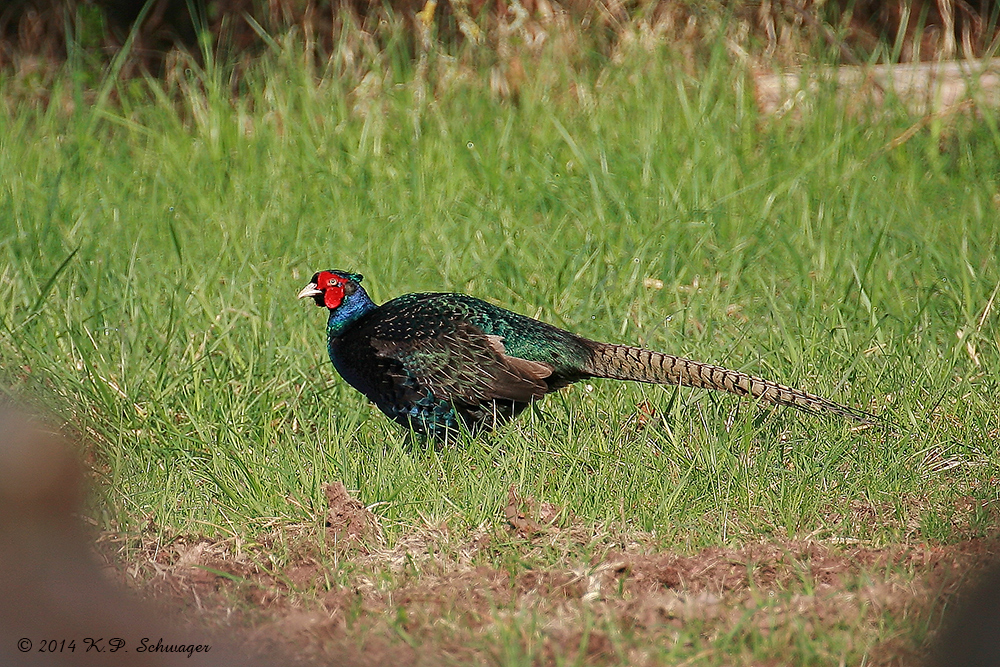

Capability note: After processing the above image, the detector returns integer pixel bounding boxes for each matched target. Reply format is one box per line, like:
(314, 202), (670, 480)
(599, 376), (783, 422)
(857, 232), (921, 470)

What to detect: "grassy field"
(2, 30), (1000, 665)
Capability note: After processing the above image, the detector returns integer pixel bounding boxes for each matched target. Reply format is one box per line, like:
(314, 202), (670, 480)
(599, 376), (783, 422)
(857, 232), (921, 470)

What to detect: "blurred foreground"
(0, 407), (279, 666)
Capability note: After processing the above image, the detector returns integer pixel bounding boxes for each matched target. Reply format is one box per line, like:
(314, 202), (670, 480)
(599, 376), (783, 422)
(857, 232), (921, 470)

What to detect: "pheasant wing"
(370, 320), (552, 405)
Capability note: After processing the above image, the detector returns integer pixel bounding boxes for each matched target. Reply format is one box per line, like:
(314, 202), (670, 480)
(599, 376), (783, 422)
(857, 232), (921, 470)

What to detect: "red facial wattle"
(316, 271), (346, 310)
(324, 285), (345, 309)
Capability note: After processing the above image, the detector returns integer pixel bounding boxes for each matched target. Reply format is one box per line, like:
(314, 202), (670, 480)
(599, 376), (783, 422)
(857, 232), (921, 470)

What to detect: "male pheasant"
(299, 270), (875, 439)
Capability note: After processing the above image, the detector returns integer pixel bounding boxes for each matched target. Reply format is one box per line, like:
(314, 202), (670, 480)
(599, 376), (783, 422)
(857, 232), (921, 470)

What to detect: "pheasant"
(299, 270), (876, 439)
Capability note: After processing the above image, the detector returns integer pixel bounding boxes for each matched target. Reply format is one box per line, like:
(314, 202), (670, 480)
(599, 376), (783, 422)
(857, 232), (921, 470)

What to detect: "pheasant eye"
(316, 272), (338, 289)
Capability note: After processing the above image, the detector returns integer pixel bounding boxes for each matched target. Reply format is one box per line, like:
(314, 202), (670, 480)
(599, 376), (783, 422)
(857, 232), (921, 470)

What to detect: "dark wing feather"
(370, 321), (552, 405)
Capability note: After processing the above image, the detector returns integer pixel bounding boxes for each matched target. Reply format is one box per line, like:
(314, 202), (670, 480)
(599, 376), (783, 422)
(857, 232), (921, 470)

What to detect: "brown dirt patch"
(95, 483), (1000, 666)
(324, 481), (384, 546)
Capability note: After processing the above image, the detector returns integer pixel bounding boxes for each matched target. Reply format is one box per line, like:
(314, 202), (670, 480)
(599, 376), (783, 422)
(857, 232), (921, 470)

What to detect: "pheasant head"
(298, 270), (375, 335)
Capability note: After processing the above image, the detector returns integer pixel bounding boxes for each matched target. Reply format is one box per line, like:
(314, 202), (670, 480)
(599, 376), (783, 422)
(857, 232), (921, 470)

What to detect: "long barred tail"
(583, 343), (877, 424)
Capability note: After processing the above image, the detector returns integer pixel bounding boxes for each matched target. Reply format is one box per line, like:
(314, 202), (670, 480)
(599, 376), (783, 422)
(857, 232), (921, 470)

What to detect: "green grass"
(6, 26), (1000, 666)
(2, 29), (999, 558)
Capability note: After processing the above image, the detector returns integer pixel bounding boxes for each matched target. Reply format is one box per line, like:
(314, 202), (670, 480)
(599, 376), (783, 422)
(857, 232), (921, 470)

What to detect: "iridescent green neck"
(326, 285), (377, 338)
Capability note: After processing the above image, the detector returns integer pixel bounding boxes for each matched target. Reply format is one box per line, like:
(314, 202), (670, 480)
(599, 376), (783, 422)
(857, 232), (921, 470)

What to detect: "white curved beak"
(297, 283), (321, 299)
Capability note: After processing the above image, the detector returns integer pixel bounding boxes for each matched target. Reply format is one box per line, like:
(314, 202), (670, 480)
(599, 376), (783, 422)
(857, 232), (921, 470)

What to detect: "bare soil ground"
(97, 483), (1000, 666)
